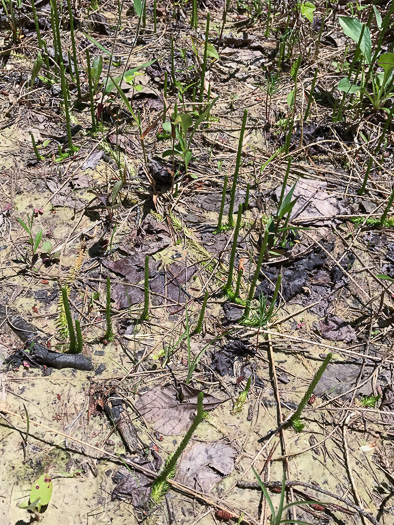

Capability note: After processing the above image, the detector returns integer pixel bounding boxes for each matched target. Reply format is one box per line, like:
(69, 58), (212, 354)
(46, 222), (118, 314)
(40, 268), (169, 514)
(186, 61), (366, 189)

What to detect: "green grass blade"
(252, 467), (276, 521)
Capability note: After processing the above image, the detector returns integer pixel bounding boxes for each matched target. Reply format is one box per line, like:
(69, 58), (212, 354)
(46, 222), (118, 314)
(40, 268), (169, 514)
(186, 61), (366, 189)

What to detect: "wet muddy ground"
(0, 1), (394, 524)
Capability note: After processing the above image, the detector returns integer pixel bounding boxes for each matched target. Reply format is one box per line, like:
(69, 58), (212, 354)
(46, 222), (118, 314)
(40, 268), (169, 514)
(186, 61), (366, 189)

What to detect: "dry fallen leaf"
(176, 441), (236, 492)
(135, 385), (221, 435)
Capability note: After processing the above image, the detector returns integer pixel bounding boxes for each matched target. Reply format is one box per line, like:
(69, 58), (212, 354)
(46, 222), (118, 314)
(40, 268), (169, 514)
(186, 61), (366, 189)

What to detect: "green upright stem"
(216, 174), (228, 232)
(30, 0), (43, 49)
(86, 49), (96, 131)
(151, 392), (205, 501)
(61, 287), (77, 353)
(66, 0), (81, 98)
(199, 12), (210, 103)
(304, 68), (318, 120)
(289, 353), (332, 424)
(223, 204), (243, 295)
(228, 110), (248, 227)
(75, 319), (83, 353)
(234, 268), (243, 299)
(380, 186), (394, 225)
(51, 0), (63, 65)
(243, 218), (272, 319)
(194, 291), (208, 334)
(60, 62), (73, 151)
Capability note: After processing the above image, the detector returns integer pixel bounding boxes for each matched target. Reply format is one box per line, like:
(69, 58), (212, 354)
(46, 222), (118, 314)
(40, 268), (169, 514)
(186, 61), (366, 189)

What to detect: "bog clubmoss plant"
(244, 183), (250, 211)
(141, 255), (150, 320)
(104, 276), (114, 341)
(215, 174), (228, 232)
(61, 287), (78, 353)
(243, 217), (272, 319)
(234, 268), (243, 302)
(228, 109), (248, 227)
(194, 290), (208, 334)
(59, 63), (74, 151)
(50, 0), (63, 66)
(286, 353), (332, 431)
(191, 0), (197, 29)
(66, 0), (81, 98)
(61, 287), (83, 353)
(151, 392), (205, 503)
(223, 204), (243, 296)
(30, 132), (43, 161)
(304, 67), (318, 120)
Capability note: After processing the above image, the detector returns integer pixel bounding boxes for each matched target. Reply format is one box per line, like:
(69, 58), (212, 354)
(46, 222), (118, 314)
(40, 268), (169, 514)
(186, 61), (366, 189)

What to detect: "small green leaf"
(17, 217), (31, 235)
(376, 274), (394, 282)
(287, 88), (295, 108)
(41, 241), (52, 253)
(377, 53), (394, 77)
(207, 43), (219, 60)
(29, 473), (53, 508)
(373, 6), (382, 29)
(162, 121), (172, 133)
(184, 149), (192, 168)
(339, 17), (371, 62)
(33, 230), (43, 253)
(133, 0), (142, 16)
(337, 77), (361, 93)
(105, 60), (156, 94)
(301, 2), (316, 24)
(178, 113), (193, 135)
(82, 32), (112, 56)
(111, 181), (123, 204)
(42, 139), (51, 148)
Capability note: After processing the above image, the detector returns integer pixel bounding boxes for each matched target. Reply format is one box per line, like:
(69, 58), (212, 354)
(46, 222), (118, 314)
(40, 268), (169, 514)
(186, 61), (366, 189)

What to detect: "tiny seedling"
(30, 53), (43, 88)
(16, 212), (43, 265)
(243, 275), (282, 327)
(287, 353), (332, 430)
(292, 417), (305, 433)
(232, 377), (251, 414)
(361, 394), (381, 408)
(18, 473), (53, 516)
(162, 97), (218, 173)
